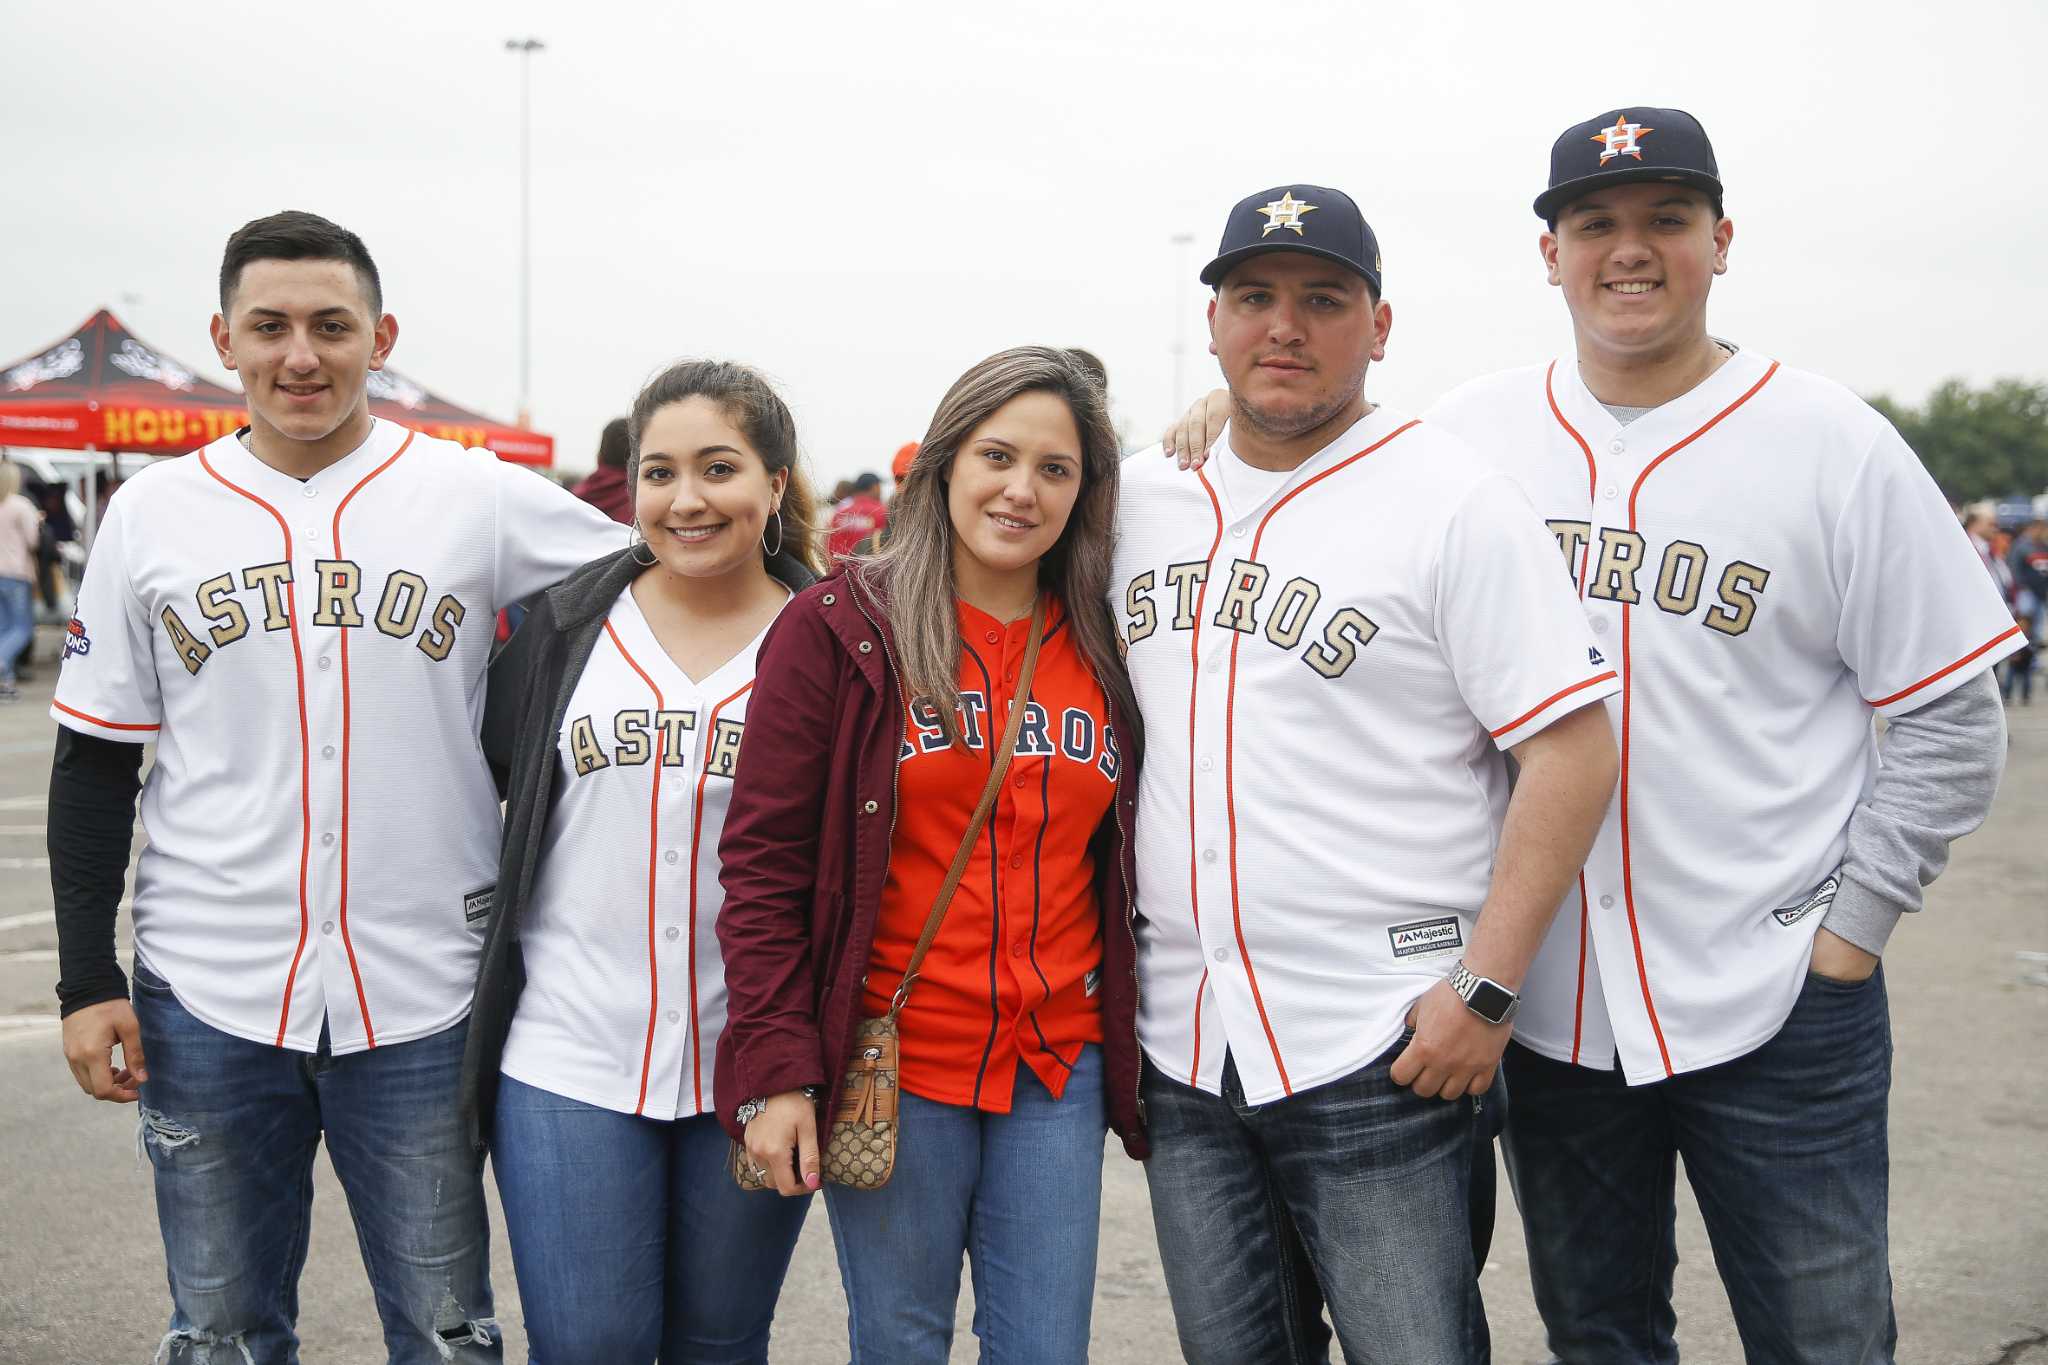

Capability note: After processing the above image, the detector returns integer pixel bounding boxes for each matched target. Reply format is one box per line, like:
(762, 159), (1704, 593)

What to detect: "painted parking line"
(0, 796), (47, 811)
(0, 857), (50, 870)
(0, 825), (48, 835)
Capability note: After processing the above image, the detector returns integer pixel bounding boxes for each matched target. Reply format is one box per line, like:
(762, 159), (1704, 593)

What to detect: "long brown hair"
(862, 346), (1134, 749)
(627, 359), (824, 576)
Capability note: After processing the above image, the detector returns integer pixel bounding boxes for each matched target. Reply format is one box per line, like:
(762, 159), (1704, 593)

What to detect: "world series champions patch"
(63, 617), (91, 659)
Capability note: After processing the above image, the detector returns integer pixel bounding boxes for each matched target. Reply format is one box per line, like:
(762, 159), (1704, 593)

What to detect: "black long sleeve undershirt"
(48, 727), (145, 1017)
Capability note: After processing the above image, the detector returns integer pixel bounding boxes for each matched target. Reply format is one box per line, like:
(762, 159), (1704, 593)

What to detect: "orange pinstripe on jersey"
(328, 431), (414, 1047)
(1867, 624), (2024, 708)
(602, 616), (669, 1116)
(196, 448), (317, 1047)
(1184, 475), (1226, 1083)
(1219, 420), (1422, 1095)
(690, 679), (755, 1112)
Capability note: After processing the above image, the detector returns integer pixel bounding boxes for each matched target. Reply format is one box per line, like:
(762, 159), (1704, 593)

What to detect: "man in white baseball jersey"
(1165, 112), (2019, 1365)
(1432, 107), (2018, 1365)
(48, 211), (621, 1364)
(1116, 185), (1620, 1364)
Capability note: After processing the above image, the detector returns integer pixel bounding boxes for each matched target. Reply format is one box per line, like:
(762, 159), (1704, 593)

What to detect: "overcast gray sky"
(5, 0), (2044, 482)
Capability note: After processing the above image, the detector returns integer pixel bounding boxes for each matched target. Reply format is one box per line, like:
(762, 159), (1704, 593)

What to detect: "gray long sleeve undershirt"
(1821, 670), (2007, 955)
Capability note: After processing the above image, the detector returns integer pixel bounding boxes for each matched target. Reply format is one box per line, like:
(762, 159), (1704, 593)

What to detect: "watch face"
(1468, 979), (1516, 1023)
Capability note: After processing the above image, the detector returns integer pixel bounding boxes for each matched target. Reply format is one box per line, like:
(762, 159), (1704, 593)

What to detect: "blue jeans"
(0, 574), (31, 683)
(131, 959), (497, 1365)
(1142, 1038), (1493, 1365)
(822, 1046), (1107, 1365)
(1502, 966), (1897, 1365)
(491, 1075), (810, 1364)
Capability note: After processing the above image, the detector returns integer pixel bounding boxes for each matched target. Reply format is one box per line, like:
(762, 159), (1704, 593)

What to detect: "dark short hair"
(596, 417), (632, 470)
(852, 472), (883, 494)
(219, 211), (383, 315)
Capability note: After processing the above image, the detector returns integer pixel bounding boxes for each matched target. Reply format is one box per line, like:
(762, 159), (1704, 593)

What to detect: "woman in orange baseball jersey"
(714, 347), (1144, 1365)
(459, 361), (823, 1364)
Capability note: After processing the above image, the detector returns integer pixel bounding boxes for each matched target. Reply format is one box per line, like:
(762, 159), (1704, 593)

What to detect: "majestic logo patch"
(1256, 191), (1318, 237)
(1773, 874), (1839, 927)
(1589, 645), (1606, 666)
(1590, 113), (1654, 164)
(1388, 916), (1464, 960)
(1084, 968), (1101, 998)
(463, 885), (495, 925)
(63, 617), (92, 659)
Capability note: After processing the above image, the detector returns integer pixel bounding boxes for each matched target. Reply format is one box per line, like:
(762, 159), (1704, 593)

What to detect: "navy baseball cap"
(1199, 185), (1383, 296)
(1534, 108), (1723, 222)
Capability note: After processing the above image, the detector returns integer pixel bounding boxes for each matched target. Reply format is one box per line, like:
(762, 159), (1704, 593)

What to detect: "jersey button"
(321, 920), (335, 935)
(664, 850), (679, 865)
(665, 926), (681, 941)
(985, 630), (1000, 645)
(666, 1010), (681, 1024)
(1212, 946), (1229, 963)
(317, 656), (332, 670)
(320, 832), (336, 847)
(1013, 774), (1026, 789)
(1201, 848), (1218, 864)
(1599, 894), (1615, 908)
(1011, 943), (1027, 958)
(321, 744), (336, 759)
(1198, 756), (1214, 772)
(1591, 618), (1609, 635)
(302, 486), (318, 499)
(1010, 855), (1023, 869)
(1232, 526), (1246, 538)
(1602, 485), (1618, 499)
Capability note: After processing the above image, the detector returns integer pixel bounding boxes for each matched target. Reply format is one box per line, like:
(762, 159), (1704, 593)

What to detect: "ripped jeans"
(132, 958), (499, 1364)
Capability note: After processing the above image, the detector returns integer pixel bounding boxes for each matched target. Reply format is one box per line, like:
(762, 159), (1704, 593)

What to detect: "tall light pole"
(504, 37), (546, 428)
(1169, 232), (1196, 417)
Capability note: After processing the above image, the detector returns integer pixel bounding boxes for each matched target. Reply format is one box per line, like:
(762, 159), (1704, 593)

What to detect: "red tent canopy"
(0, 309), (553, 466)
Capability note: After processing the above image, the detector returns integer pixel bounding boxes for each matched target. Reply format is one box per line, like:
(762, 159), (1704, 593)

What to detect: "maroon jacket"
(713, 566), (1147, 1158)
(569, 465), (633, 524)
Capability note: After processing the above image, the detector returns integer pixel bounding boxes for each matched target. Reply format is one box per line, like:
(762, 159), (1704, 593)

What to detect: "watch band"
(1448, 959), (1520, 1025)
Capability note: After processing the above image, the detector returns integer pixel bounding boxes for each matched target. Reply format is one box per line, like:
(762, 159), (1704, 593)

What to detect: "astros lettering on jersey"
(500, 585), (782, 1120)
(1427, 350), (2025, 1083)
(1114, 405), (1620, 1105)
(53, 418), (623, 1054)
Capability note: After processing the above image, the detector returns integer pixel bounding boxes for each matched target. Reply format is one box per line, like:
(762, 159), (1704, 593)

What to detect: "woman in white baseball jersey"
(459, 361), (822, 1364)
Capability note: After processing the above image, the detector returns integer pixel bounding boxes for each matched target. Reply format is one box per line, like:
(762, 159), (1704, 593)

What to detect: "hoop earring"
(628, 519), (658, 568)
(761, 506), (785, 558)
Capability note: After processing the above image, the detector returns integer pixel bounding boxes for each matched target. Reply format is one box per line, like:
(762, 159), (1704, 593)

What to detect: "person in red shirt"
(825, 470), (888, 560)
(568, 417), (634, 524)
(715, 347), (1142, 1364)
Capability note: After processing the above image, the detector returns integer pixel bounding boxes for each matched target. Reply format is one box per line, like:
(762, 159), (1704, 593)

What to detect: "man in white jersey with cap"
(48, 210), (621, 1363)
(1118, 184), (1621, 1364)
(1166, 110), (2017, 1365)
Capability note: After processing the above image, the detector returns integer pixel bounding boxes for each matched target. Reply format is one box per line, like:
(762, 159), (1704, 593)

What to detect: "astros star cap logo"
(1591, 113), (1655, 164)
(1256, 191), (1318, 236)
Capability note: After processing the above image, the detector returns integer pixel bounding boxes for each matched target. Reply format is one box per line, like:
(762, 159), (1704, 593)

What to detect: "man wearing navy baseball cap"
(1119, 183), (1622, 1363)
(1169, 108), (2015, 1365)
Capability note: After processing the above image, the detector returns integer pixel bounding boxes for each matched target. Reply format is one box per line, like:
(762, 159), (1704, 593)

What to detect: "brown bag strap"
(888, 597), (1047, 1019)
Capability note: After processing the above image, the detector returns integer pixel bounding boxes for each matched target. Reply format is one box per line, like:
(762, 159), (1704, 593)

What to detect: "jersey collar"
(1555, 347), (1774, 453)
(211, 416), (410, 498)
(1209, 402), (1409, 520)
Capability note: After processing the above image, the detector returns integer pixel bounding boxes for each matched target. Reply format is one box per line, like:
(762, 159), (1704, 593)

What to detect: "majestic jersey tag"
(1388, 916), (1464, 960)
(463, 885), (495, 926)
(1773, 873), (1840, 927)
(1084, 968), (1102, 997)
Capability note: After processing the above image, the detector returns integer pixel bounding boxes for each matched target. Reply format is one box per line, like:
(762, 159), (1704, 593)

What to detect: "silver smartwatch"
(1448, 960), (1520, 1025)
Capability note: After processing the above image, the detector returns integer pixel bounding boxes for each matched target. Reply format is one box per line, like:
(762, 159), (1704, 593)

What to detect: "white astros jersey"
(1113, 406), (1620, 1105)
(1427, 350), (2025, 1084)
(499, 584), (782, 1120)
(52, 418), (625, 1055)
